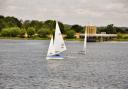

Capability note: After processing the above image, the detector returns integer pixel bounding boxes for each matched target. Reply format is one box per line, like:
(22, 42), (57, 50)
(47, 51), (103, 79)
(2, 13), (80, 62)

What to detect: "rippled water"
(0, 40), (128, 89)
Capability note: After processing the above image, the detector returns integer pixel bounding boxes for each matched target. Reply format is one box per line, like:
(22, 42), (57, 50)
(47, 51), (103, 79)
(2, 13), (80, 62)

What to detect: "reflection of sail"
(54, 21), (66, 54)
(47, 36), (55, 56)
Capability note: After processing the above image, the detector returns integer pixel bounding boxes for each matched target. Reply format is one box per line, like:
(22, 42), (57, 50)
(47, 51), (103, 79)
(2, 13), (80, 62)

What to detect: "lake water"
(0, 40), (128, 89)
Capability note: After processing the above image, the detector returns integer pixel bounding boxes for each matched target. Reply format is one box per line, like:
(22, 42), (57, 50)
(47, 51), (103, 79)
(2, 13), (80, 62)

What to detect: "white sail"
(47, 36), (55, 56)
(83, 29), (87, 54)
(54, 21), (66, 54)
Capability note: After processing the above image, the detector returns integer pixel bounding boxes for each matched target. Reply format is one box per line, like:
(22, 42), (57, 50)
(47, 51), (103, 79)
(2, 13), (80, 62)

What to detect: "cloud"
(0, 0), (128, 26)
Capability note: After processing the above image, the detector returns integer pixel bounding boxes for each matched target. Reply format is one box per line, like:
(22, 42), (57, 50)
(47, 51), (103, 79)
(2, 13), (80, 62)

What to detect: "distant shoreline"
(0, 37), (79, 41)
(0, 37), (128, 41)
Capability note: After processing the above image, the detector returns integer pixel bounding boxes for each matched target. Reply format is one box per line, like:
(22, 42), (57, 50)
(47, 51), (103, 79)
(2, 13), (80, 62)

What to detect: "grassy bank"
(0, 37), (81, 41)
(0, 34), (128, 41)
(0, 37), (128, 41)
(0, 37), (49, 40)
(116, 34), (128, 41)
(115, 39), (128, 41)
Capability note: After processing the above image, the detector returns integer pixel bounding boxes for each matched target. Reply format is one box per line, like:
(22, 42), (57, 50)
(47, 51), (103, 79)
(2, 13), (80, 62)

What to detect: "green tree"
(66, 30), (75, 38)
(106, 24), (116, 34)
(20, 29), (26, 38)
(44, 20), (55, 30)
(0, 15), (6, 32)
(117, 33), (123, 39)
(5, 16), (22, 27)
(27, 27), (35, 37)
(58, 21), (65, 33)
(10, 27), (20, 37)
(0, 15), (4, 19)
(71, 25), (83, 33)
(115, 27), (125, 33)
(43, 20), (65, 34)
(0, 20), (6, 32)
(1, 28), (11, 37)
(37, 28), (50, 38)
(97, 27), (106, 33)
(22, 20), (31, 30)
(29, 20), (44, 32)
(1, 27), (20, 37)
(64, 24), (72, 33)
(126, 29), (128, 33)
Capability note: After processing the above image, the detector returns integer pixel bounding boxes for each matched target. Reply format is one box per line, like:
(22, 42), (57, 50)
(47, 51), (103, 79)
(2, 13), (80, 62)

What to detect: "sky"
(0, 0), (128, 26)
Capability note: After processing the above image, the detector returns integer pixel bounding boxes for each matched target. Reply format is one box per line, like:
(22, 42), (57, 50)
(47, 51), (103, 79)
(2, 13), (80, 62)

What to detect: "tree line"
(0, 15), (128, 39)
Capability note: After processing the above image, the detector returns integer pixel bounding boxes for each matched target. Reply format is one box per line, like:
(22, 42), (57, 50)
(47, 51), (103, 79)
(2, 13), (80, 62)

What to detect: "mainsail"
(54, 21), (66, 54)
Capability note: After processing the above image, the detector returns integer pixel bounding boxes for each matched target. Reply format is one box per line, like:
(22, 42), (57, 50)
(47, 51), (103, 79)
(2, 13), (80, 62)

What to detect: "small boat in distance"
(46, 21), (67, 60)
(79, 28), (87, 55)
(83, 29), (87, 54)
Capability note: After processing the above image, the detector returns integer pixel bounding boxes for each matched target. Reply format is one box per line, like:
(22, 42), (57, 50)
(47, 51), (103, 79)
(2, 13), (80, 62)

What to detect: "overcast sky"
(0, 0), (128, 26)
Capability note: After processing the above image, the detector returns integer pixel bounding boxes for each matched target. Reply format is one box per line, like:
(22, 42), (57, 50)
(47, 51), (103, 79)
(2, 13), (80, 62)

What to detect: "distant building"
(86, 25), (97, 35)
(80, 25), (117, 42)
(85, 25), (97, 41)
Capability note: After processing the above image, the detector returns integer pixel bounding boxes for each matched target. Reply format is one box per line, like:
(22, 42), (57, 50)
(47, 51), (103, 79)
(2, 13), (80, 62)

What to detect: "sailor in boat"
(55, 54), (60, 56)
(55, 51), (60, 56)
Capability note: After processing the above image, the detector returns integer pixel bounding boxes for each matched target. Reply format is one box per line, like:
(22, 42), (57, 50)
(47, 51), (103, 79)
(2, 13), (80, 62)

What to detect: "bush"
(66, 30), (75, 38)
(20, 29), (27, 38)
(123, 36), (128, 39)
(27, 27), (35, 37)
(1, 27), (20, 37)
(117, 33), (123, 39)
(37, 28), (50, 38)
(71, 25), (83, 33)
(1, 28), (11, 37)
(123, 34), (128, 39)
(117, 33), (128, 39)
(10, 27), (20, 37)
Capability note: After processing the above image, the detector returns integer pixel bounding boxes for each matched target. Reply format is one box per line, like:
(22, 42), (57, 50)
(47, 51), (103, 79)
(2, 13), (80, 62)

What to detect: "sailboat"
(80, 27), (87, 54)
(83, 29), (87, 54)
(46, 21), (66, 59)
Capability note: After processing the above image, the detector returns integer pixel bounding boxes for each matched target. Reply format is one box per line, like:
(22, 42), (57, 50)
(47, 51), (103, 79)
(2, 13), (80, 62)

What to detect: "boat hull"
(46, 54), (64, 60)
